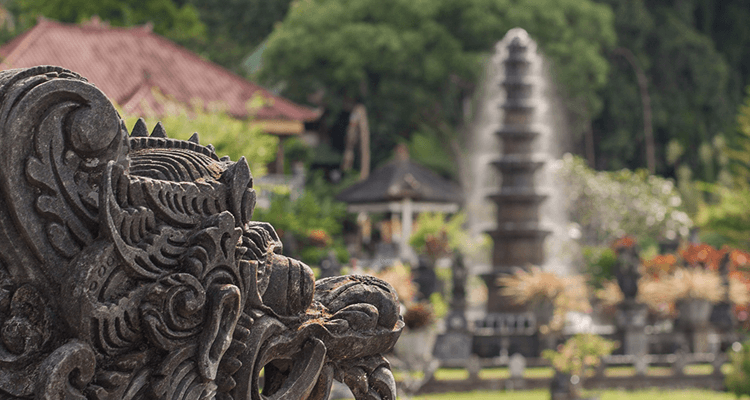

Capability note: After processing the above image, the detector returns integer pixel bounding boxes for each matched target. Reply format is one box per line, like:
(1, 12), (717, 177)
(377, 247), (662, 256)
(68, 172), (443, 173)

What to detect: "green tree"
(252, 187), (349, 266)
(592, 0), (734, 180)
(177, 0), (295, 72)
(695, 88), (750, 250)
(7, 0), (206, 43)
(261, 0), (615, 170)
(556, 154), (692, 247)
(693, 0), (750, 112)
(729, 87), (750, 184)
(726, 340), (750, 398)
(119, 92), (278, 177)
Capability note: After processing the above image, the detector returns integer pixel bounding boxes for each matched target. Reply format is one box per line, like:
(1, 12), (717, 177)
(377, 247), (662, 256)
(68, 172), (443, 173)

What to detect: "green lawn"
(410, 389), (736, 400)
(414, 364), (728, 381)
(394, 365), (735, 399)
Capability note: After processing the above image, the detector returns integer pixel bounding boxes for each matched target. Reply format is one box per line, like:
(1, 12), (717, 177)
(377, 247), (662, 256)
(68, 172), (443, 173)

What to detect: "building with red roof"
(0, 17), (319, 135)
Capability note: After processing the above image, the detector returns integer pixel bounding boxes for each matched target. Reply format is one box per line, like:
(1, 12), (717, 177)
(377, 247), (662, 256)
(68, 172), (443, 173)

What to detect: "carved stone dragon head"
(0, 66), (403, 400)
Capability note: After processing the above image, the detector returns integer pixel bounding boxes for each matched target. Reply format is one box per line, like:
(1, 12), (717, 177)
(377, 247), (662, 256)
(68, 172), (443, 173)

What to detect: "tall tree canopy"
(592, 0), (735, 180)
(177, 0), (295, 72)
(8, 0), (206, 42)
(260, 0), (615, 170)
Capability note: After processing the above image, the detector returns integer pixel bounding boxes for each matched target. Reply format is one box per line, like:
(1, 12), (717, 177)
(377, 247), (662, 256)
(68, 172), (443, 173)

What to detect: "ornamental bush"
(542, 334), (618, 378)
(554, 154), (692, 247)
(120, 90), (278, 177)
(408, 212), (490, 260)
(726, 341), (750, 398)
(253, 190), (349, 266)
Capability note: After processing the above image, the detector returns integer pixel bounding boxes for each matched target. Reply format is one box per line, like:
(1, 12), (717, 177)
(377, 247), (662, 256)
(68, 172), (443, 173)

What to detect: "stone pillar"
(616, 300), (649, 356)
(614, 244), (648, 357)
(400, 197), (414, 261)
(710, 252), (736, 348)
(678, 299), (713, 353)
(434, 253), (473, 361)
(485, 29), (550, 313)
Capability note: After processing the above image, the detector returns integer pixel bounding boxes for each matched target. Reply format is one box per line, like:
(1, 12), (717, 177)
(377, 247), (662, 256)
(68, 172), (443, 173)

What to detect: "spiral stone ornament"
(0, 67), (403, 400)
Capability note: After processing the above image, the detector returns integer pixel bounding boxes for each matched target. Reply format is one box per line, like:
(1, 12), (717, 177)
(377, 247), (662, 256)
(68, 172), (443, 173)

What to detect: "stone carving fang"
(0, 66), (403, 400)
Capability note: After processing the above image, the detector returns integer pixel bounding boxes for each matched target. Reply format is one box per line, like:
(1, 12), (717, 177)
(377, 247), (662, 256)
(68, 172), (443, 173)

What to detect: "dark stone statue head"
(0, 66), (403, 400)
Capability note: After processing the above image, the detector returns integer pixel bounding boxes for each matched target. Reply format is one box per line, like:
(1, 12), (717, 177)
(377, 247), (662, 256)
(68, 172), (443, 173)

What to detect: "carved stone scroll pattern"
(0, 67), (403, 400)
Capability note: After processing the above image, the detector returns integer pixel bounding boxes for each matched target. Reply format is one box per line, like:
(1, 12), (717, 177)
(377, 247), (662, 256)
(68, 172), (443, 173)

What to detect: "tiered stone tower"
(484, 29), (551, 313)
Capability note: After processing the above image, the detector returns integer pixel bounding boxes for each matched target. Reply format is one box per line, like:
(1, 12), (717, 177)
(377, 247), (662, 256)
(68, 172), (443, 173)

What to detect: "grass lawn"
(393, 364), (735, 399)
(418, 363), (727, 381)
(409, 389), (736, 400)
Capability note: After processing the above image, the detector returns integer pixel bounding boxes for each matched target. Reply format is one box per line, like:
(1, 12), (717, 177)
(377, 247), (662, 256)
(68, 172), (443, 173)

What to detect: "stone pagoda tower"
(484, 29), (551, 313)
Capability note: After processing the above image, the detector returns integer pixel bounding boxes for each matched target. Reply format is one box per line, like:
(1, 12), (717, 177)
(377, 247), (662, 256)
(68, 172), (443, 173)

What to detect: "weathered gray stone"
(433, 331), (472, 361)
(616, 300), (649, 356)
(508, 353), (526, 378)
(0, 66), (403, 400)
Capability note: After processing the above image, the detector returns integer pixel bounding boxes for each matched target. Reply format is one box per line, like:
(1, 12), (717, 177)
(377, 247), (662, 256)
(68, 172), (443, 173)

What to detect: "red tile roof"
(0, 18), (319, 131)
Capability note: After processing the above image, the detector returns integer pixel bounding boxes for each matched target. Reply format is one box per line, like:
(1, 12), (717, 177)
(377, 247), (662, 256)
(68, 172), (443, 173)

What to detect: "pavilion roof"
(336, 149), (462, 205)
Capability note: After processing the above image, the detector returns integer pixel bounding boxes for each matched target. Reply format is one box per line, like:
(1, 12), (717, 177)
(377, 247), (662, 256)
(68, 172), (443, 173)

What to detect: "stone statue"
(0, 66), (403, 400)
(613, 240), (640, 300)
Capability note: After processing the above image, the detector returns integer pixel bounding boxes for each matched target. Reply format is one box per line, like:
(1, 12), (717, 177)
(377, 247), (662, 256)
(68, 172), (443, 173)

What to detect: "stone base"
(676, 299), (713, 353)
(472, 334), (537, 358)
(686, 328), (711, 354)
(482, 272), (529, 313)
(616, 301), (648, 356)
(433, 331), (472, 361)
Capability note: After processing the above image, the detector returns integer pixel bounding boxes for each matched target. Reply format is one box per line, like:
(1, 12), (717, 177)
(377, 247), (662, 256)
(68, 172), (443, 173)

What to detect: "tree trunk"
(614, 47), (654, 174)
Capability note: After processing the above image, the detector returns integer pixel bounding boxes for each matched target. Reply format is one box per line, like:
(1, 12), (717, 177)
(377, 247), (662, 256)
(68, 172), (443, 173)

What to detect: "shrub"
(120, 90), (278, 177)
(726, 341), (750, 398)
(542, 334), (618, 378)
(554, 154), (692, 247)
(403, 302), (434, 330)
(499, 267), (591, 332)
(408, 212), (490, 260)
(582, 245), (618, 287)
(253, 190), (349, 266)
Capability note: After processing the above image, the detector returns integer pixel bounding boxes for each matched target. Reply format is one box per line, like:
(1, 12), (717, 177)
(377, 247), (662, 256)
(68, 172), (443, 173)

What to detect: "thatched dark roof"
(336, 151), (462, 205)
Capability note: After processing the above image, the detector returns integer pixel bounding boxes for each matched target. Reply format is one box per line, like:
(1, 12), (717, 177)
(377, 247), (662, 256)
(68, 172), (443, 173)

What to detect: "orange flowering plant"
(307, 229), (332, 247)
(596, 242), (750, 322)
(621, 244), (750, 319)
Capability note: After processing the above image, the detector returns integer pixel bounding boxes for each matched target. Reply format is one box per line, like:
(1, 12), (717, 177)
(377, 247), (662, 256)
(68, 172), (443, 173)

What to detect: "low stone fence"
(415, 352), (728, 394)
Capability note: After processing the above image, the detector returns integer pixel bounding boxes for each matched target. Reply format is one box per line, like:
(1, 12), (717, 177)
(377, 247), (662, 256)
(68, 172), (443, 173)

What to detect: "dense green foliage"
(119, 93), (278, 177)
(726, 341), (750, 398)
(409, 212), (467, 256)
(592, 0), (737, 181)
(581, 246), (617, 287)
(6, 0), (750, 185)
(252, 186), (349, 266)
(6, 0), (750, 261)
(261, 0), (615, 168)
(409, 212), (490, 260)
(728, 88), (750, 184)
(694, 89), (750, 250)
(542, 334), (617, 377)
(8, 0), (206, 42)
(696, 185), (750, 250)
(556, 154), (692, 247)
(176, 0), (294, 71)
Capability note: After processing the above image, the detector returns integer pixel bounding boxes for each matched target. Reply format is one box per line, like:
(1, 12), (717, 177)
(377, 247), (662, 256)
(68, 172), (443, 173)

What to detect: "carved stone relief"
(0, 66), (403, 400)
